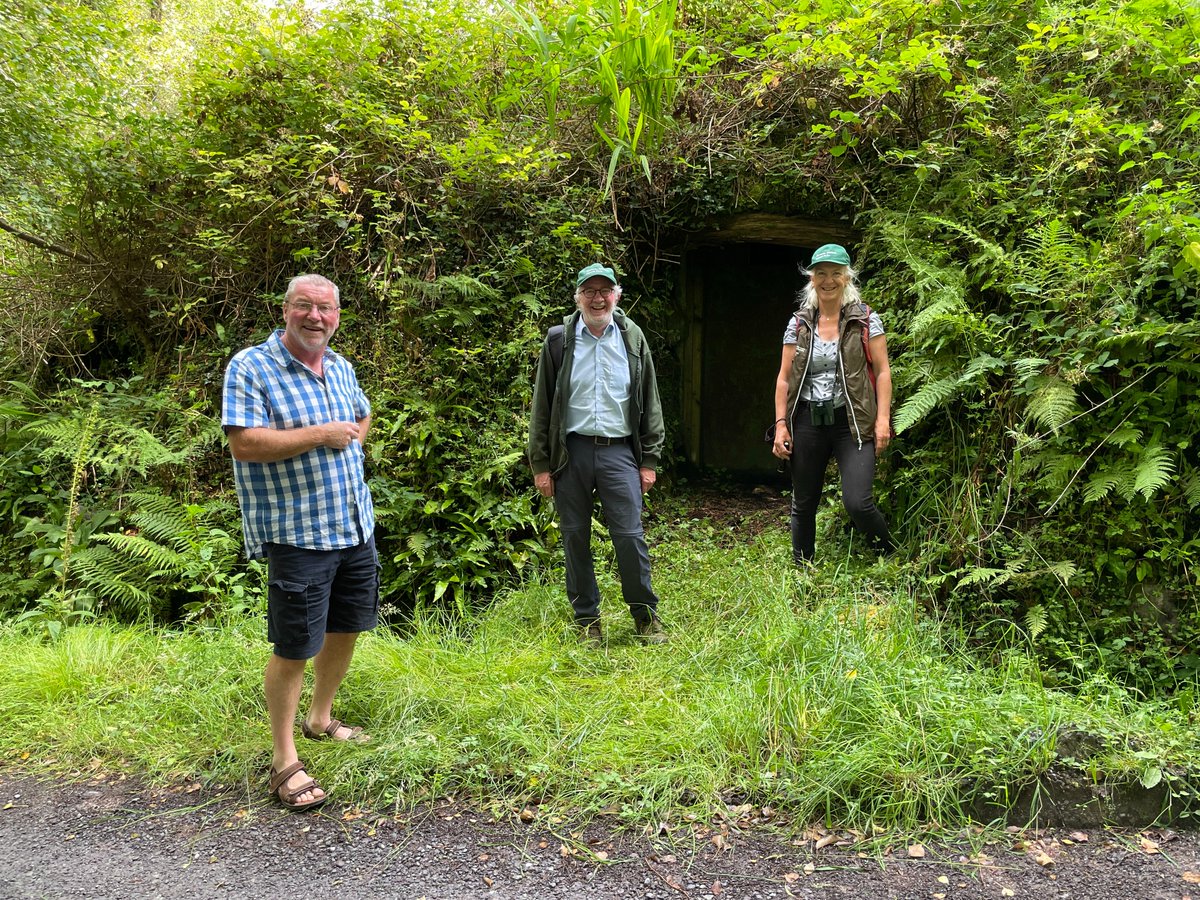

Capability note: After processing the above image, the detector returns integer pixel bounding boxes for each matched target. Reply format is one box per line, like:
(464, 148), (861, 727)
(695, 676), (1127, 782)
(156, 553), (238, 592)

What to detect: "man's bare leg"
(264, 653), (323, 804)
(304, 632), (363, 741)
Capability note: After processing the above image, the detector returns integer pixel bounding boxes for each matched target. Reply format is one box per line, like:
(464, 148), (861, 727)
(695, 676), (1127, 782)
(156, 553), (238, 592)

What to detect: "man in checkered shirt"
(222, 273), (376, 811)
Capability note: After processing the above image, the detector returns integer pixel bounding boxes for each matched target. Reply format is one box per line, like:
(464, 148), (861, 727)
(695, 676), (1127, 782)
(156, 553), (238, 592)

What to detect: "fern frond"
(406, 532), (433, 559)
(1024, 376), (1079, 434)
(1025, 448), (1085, 493)
(961, 353), (1006, 379)
(1024, 604), (1048, 640)
(1099, 321), (1200, 353)
(1182, 472), (1200, 509)
(69, 545), (157, 617)
(1132, 445), (1175, 500)
(893, 376), (963, 432)
(923, 215), (1007, 263)
(129, 506), (193, 549)
(1042, 560), (1078, 586)
(94, 532), (187, 574)
(907, 294), (971, 342)
(893, 361), (989, 433)
(1026, 218), (1083, 264)
(1083, 461), (1129, 502)
(1012, 357), (1050, 382)
(1108, 425), (1143, 448)
(956, 566), (1011, 588)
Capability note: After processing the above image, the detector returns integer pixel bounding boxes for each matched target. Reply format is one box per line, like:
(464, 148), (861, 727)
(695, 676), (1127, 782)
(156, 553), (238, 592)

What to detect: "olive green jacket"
(785, 302), (879, 445)
(527, 309), (665, 477)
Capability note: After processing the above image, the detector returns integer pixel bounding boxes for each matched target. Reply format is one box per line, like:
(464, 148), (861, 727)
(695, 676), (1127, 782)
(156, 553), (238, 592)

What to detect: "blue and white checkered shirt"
(222, 330), (375, 559)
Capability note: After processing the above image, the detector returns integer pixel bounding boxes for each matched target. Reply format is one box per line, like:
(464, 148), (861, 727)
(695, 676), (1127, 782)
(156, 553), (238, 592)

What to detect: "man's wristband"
(775, 417), (787, 425)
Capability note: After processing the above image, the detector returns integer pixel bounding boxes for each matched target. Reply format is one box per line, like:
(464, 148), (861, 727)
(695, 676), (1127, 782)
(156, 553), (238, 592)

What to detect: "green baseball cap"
(809, 244), (852, 267)
(575, 263), (618, 289)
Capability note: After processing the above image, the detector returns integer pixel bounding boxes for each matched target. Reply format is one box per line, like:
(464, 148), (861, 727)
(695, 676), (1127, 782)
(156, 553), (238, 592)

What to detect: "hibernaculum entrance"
(678, 214), (855, 481)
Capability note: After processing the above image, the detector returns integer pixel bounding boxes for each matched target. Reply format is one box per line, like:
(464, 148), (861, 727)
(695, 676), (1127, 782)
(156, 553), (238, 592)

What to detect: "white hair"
(285, 273), (340, 306)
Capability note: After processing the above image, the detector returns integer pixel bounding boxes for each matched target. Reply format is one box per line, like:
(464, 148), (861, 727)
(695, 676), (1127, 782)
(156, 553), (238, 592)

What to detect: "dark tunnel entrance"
(679, 215), (854, 482)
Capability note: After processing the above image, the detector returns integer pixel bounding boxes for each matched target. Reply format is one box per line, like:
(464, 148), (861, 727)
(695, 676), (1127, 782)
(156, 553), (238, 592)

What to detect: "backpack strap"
(544, 324), (565, 404)
(548, 324), (564, 375)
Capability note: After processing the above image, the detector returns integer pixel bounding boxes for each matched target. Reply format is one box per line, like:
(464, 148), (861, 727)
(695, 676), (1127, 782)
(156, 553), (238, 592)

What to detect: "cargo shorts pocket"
(266, 579), (312, 647)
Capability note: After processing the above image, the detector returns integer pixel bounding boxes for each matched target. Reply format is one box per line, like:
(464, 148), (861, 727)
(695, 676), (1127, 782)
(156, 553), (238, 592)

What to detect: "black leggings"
(789, 404), (892, 562)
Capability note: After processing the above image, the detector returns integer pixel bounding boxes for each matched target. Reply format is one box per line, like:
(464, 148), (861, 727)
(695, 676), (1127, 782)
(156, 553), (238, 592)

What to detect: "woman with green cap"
(771, 243), (894, 563)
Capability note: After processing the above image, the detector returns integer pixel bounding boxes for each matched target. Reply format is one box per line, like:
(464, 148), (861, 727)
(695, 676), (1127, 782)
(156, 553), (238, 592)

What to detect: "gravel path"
(2, 771), (1199, 899)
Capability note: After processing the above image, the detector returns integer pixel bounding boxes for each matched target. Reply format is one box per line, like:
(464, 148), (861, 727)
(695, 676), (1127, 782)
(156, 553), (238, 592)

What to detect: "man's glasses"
(289, 301), (340, 316)
(580, 287), (616, 299)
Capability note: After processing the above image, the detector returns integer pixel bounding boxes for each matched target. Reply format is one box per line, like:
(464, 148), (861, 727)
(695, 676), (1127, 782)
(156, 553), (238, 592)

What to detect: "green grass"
(1, 522), (1196, 830)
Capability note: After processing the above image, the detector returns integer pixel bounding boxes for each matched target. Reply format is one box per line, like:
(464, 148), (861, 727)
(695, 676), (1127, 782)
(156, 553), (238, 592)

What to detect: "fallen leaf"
(1034, 851), (1054, 867)
(1002, 889), (1015, 897)
(1140, 837), (1161, 854)
(783, 872), (800, 883)
(594, 850), (608, 861)
(803, 862), (815, 875)
(519, 806), (535, 823)
(483, 876), (493, 887)
(1068, 831), (1089, 843)
(907, 844), (926, 858)
(815, 833), (839, 850)
(938, 875), (950, 885)
(712, 881), (723, 895)
(1183, 871), (1200, 884)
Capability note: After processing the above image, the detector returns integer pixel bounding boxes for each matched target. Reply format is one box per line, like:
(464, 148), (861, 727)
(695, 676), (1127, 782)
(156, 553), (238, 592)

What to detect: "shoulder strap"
(548, 324), (564, 375)
(862, 304), (873, 367)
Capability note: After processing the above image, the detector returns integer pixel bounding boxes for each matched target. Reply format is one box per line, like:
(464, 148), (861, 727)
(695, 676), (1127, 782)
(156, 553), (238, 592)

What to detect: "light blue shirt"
(563, 317), (631, 438)
(222, 330), (375, 559)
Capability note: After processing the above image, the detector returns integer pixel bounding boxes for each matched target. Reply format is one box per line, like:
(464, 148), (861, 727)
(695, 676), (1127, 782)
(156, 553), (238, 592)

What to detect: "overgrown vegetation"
(1, 0), (1198, 785)
(2, 530), (1196, 830)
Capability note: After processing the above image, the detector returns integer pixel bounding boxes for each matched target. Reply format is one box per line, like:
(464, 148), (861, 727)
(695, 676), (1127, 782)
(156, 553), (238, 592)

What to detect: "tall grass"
(1, 523), (1195, 830)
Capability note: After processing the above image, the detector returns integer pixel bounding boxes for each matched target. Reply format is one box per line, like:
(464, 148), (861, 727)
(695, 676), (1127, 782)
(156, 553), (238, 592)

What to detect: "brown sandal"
(268, 760), (328, 812)
(301, 717), (369, 743)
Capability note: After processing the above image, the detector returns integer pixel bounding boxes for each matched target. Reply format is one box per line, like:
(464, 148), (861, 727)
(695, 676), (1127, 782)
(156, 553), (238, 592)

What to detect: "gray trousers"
(555, 433), (659, 625)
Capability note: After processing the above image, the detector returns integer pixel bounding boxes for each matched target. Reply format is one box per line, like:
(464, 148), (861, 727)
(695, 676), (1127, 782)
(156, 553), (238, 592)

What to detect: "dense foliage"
(1, 0), (1197, 690)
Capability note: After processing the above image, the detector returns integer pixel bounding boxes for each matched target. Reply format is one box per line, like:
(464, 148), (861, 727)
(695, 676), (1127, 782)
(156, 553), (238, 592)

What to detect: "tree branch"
(0, 217), (99, 264)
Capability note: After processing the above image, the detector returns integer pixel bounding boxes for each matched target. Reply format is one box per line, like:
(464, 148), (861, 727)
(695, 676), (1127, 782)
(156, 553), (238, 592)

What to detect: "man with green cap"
(527, 263), (667, 646)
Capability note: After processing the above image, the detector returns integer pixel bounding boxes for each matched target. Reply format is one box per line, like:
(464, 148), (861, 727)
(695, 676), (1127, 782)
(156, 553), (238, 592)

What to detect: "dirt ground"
(4, 771), (1200, 900)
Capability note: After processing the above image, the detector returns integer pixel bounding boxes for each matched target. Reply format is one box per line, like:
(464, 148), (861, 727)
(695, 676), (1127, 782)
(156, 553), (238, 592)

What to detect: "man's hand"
(534, 472), (554, 498)
(639, 467), (656, 494)
(322, 421), (362, 450)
